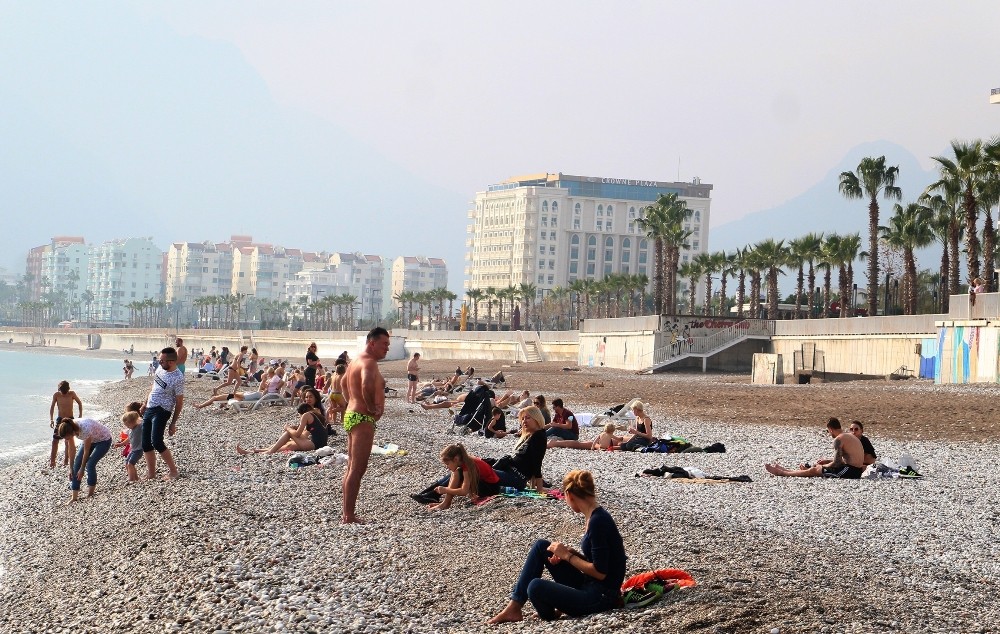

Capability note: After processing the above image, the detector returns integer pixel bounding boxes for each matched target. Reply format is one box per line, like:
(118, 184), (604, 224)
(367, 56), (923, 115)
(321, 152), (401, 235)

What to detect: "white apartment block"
(285, 253), (387, 326)
(38, 237), (89, 319)
(330, 252), (386, 325)
(88, 237), (163, 323)
(391, 256), (448, 309)
(164, 240), (235, 307)
(232, 244), (306, 302)
(465, 173), (712, 301)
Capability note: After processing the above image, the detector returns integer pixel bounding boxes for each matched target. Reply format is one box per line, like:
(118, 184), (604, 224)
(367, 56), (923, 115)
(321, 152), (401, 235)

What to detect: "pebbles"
(0, 371), (997, 633)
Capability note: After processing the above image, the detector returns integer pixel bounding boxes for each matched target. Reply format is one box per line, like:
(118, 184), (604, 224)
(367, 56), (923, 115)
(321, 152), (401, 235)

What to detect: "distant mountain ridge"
(710, 140), (940, 254)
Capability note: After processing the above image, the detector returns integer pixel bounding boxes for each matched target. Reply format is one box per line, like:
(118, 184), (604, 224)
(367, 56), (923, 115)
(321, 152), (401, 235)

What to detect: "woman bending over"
(488, 470), (627, 624)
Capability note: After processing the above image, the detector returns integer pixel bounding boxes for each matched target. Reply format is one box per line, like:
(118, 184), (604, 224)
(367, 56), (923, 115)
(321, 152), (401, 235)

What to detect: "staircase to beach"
(642, 319), (775, 373)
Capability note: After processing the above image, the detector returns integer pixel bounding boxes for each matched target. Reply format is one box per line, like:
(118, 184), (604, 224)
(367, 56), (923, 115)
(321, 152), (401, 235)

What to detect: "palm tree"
(637, 192), (691, 315)
(678, 260), (700, 314)
(752, 239), (788, 320)
(465, 288), (485, 331)
(929, 140), (991, 289)
(788, 236), (810, 319)
(880, 203), (934, 314)
(483, 286), (498, 331)
(920, 185), (962, 312)
(636, 202), (667, 314)
(692, 252), (716, 315)
(81, 289), (95, 327)
(517, 282), (537, 329)
(442, 290), (458, 331)
(841, 233), (864, 315)
(839, 155), (902, 316)
(733, 247), (749, 318)
(819, 235), (843, 318)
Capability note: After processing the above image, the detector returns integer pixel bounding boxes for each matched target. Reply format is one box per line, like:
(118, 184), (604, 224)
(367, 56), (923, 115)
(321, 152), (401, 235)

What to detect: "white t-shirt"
(77, 418), (112, 443)
(148, 368), (185, 411)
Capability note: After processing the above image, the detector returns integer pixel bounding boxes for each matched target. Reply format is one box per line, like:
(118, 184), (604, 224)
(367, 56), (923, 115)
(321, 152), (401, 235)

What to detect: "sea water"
(0, 349), (126, 468)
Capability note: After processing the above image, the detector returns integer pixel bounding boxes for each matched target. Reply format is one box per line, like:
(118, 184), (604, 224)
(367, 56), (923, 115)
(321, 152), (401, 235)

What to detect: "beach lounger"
(590, 397), (644, 429)
(249, 393), (289, 412)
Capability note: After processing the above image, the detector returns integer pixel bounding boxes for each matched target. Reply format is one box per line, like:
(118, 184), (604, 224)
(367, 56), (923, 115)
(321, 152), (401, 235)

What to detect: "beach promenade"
(0, 357), (997, 633)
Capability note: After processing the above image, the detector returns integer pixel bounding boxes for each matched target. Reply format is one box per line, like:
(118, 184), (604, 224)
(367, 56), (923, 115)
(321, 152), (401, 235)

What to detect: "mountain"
(710, 140), (940, 253)
(0, 4), (469, 292)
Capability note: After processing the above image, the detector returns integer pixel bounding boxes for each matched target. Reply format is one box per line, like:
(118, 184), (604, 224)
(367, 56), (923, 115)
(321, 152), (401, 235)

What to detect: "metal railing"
(640, 319), (775, 367)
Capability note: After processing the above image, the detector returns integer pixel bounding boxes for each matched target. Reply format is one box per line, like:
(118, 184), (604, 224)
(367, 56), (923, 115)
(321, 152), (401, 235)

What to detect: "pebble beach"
(1, 358), (998, 634)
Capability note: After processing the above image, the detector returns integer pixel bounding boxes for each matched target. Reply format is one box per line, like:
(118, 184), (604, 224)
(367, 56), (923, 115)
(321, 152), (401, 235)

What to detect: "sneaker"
(898, 466), (923, 478)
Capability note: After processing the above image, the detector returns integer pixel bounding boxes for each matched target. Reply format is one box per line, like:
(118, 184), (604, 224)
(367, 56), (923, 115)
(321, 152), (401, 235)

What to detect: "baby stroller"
(450, 384), (494, 435)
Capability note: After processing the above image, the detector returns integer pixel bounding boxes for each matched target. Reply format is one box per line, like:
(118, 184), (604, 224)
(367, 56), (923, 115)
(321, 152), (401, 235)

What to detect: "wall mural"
(934, 325), (1000, 384)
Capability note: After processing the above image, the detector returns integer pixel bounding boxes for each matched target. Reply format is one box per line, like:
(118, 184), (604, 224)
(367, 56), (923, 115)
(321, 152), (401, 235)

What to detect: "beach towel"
(473, 488), (564, 507)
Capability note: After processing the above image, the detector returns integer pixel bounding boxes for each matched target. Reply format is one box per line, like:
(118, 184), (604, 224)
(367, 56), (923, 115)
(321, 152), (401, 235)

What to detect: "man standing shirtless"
(765, 417), (866, 479)
(175, 338), (189, 375)
(341, 327), (390, 524)
(48, 380), (82, 468)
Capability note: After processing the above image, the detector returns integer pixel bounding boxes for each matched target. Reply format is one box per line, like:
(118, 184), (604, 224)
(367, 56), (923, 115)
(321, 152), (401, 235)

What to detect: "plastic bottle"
(500, 486), (518, 494)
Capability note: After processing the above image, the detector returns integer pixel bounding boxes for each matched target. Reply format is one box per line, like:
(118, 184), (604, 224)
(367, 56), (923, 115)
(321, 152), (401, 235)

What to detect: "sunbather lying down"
(547, 423), (622, 451)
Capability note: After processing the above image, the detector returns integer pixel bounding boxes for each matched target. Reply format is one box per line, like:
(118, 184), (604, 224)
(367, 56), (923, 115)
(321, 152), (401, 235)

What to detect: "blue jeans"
(511, 539), (618, 621)
(546, 427), (578, 441)
(70, 439), (111, 490)
(142, 406), (172, 453)
(494, 468), (527, 490)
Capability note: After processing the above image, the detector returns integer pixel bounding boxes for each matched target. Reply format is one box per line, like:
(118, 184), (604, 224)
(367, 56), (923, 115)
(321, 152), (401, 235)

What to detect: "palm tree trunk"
(867, 198), (880, 317)
(982, 208), (995, 293)
(964, 186), (981, 283)
(795, 264), (804, 319)
(736, 270), (746, 318)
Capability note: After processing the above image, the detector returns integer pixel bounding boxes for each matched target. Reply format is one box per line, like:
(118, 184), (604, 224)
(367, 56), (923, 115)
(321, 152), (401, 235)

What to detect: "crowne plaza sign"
(600, 178), (659, 187)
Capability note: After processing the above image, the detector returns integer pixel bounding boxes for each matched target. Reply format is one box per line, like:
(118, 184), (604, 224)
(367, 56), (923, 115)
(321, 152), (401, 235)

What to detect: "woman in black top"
(618, 402), (654, 452)
(236, 388), (328, 454)
(488, 470), (627, 624)
(493, 406), (546, 491)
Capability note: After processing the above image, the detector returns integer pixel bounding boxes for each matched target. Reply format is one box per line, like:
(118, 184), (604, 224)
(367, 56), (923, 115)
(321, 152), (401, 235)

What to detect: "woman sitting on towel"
(548, 423), (622, 451)
(488, 470), (627, 624)
(618, 402), (654, 452)
(411, 443), (500, 509)
(492, 406), (547, 492)
(236, 387), (328, 455)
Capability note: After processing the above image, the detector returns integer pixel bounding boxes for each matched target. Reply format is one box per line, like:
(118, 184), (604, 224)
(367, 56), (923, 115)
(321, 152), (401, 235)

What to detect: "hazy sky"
(3, 1), (999, 287)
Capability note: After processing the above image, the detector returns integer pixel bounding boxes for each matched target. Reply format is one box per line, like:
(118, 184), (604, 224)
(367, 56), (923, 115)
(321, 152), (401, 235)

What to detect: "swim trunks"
(329, 392), (346, 406)
(178, 364), (186, 375)
(822, 464), (864, 479)
(344, 410), (376, 433)
(407, 374), (418, 382)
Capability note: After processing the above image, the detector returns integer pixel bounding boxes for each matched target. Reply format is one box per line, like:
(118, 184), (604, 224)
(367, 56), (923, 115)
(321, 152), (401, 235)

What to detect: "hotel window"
(549, 231), (556, 240)
(629, 206), (636, 219)
(596, 220), (603, 231)
(569, 262), (578, 274)
(683, 255), (689, 262)
(570, 235), (580, 261)
(541, 216), (548, 227)
(694, 210), (701, 221)
(693, 241), (699, 250)
(547, 274), (554, 284)
(539, 246), (545, 255)
(638, 239), (648, 265)
(622, 238), (631, 263)
(548, 245), (555, 255)
(573, 217), (581, 229)
(606, 221), (612, 232)
(606, 205), (613, 219)
(574, 202), (581, 215)
(693, 227), (699, 235)
(551, 201), (558, 215)
(587, 236), (597, 263)
(604, 237), (614, 263)
(548, 260), (554, 270)
(597, 205), (604, 217)
(538, 274), (545, 283)
(628, 222), (635, 234)
(542, 201), (548, 213)
(551, 216), (557, 227)
(587, 263), (595, 276)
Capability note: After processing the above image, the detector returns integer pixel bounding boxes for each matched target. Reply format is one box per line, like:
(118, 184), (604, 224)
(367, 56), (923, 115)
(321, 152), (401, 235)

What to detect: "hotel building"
(391, 256), (449, 308)
(465, 173), (712, 302)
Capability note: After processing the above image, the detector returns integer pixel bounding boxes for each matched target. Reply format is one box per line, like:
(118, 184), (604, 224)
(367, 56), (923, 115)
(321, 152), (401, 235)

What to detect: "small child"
(594, 423), (623, 450)
(115, 408), (144, 481)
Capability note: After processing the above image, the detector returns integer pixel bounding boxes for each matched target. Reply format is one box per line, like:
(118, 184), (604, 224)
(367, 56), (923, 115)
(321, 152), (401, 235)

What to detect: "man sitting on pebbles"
(765, 417), (865, 479)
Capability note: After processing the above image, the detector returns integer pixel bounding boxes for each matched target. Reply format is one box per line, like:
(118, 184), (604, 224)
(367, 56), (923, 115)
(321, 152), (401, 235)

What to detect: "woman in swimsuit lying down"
(547, 423), (622, 451)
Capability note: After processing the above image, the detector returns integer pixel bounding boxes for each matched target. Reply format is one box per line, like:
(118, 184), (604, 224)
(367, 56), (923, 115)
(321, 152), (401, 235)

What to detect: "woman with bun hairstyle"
(488, 470), (626, 624)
